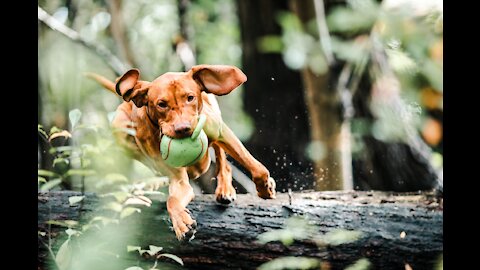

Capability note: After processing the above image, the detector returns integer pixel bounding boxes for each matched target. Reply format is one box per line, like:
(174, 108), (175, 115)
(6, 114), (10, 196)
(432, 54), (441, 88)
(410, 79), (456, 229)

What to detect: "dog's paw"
(170, 208), (197, 241)
(255, 177), (276, 199)
(215, 184), (237, 205)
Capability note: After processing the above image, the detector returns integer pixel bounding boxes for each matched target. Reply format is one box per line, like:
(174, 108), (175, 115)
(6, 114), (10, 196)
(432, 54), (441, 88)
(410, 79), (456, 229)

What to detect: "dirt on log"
(38, 191), (442, 270)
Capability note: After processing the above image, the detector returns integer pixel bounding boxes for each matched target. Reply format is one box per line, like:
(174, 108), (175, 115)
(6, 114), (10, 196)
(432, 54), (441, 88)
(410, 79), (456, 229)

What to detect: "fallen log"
(38, 190), (442, 270)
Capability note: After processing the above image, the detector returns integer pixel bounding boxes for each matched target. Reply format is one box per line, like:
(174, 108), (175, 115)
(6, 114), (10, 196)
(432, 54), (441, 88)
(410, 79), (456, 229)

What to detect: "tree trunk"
(38, 191), (443, 270)
(291, 0), (353, 191)
(236, 0), (315, 192)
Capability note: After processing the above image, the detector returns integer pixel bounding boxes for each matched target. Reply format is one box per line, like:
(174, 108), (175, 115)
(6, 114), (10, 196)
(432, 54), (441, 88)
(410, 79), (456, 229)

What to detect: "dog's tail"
(84, 72), (118, 96)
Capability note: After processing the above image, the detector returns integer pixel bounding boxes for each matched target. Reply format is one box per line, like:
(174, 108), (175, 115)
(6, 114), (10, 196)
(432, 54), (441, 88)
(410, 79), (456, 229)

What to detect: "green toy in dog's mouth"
(160, 114), (208, 168)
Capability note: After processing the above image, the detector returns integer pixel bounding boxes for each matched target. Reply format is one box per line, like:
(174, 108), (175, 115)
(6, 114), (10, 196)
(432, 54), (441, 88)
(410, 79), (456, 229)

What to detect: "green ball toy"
(160, 114), (208, 167)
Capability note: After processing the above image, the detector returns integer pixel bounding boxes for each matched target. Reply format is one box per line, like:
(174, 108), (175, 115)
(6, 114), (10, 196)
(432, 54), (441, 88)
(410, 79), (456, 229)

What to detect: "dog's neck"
(145, 106), (160, 130)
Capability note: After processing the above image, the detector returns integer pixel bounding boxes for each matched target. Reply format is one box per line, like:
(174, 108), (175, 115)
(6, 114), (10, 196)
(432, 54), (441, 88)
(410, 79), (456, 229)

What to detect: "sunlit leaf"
(103, 201), (123, 212)
(49, 126), (63, 136)
(68, 196), (85, 206)
(65, 228), (81, 237)
(38, 231), (47, 237)
(148, 245), (163, 255)
(124, 196), (152, 207)
(258, 217), (315, 246)
(108, 111), (117, 123)
(124, 267), (144, 270)
(158, 253), (184, 266)
(47, 220), (79, 228)
(386, 48), (418, 74)
(327, 7), (377, 33)
(65, 169), (96, 177)
(344, 258), (371, 270)
(49, 130), (72, 142)
(40, 178), (62, 191)
(120, 207), (141, 219)
(38, 169), (59, 178)
(330, 37), (370, 65)
(258, 256), (320, 270)
(38, 124), (48, 139)
(55, 239), (72, 270)
(127, 245), (142, 253)
(307, 51), (328, 75)
(38, 176), (47, 184)
(257, 35), (283, 53)
(320, 229), (363, 246)
(69, 109), (82, 130)
(105, 173), (129, 183)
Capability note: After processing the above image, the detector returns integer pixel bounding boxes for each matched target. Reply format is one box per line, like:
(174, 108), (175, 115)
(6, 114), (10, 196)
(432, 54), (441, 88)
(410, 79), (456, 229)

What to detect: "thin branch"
(313, 0), (334, 64)
(38, 6), (128, 76)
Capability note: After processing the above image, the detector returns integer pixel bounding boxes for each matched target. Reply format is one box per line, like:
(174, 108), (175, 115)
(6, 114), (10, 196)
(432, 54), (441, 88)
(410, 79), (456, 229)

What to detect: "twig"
(313, 0), (334, 64)
(38, 6), (127, 76)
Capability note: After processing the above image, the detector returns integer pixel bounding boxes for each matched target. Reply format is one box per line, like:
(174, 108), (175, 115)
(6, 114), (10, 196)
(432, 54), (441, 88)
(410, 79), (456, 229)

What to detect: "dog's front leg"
(167, 169), (197, 241)
(216, 123), (276, 199)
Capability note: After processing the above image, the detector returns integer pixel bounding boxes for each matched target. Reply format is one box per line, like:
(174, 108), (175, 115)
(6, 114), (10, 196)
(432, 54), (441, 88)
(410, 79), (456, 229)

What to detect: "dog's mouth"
(162, 122), (196, 139)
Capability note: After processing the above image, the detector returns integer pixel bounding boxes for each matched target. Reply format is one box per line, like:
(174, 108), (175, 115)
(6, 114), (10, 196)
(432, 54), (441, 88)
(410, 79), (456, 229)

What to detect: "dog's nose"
(174, 122), (192, 136)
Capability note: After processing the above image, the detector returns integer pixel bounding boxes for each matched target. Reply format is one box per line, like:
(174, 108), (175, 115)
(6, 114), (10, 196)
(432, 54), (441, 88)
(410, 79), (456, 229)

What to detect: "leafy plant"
(257, 216), (369, 270)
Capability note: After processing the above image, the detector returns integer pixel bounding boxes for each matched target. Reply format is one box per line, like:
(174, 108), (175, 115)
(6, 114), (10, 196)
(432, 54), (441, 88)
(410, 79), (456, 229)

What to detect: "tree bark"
(38, 191), (443, 270)
(291, 0), (353, 191)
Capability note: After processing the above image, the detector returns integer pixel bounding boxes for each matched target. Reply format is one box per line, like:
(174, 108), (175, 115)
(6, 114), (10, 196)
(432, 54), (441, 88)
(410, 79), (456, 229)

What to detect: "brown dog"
(87, 65), (276, 240)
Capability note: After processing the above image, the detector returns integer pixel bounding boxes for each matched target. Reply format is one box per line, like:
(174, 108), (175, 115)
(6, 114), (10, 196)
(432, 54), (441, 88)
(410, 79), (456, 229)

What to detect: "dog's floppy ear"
(116, 69), (149, 107)
(190, 65), (247, 96)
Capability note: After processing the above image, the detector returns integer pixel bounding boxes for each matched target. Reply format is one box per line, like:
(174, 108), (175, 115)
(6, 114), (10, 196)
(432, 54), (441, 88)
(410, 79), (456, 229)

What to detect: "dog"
(87, 65), (276, 240)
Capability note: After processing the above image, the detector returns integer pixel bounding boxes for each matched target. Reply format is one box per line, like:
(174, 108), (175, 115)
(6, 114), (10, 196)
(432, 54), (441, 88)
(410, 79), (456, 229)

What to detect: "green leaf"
(38, 124), (48, 139)
(55, 239), (72, 270)
(108, 111), (117, 123)
(104, 191), (130, 202)
(68, 196), (85, 206)
(124, 267), (144, 270)
(49, 126), (63, 136)
(47, 220), (79, 228)
(120, 207), (141, 219)
(257, 35), (284, 53)
(147, 245), (163, 256)
(327, 7), (377, 33)
(65, 169), (96, 177)
(258, 256), (320, 270)
(38, 169), (59, 178)
(345, 258), (371, 270)
(65, 228), (80, 237)
(257, 217), (315, 246)
(40, 178), (62, 191)
(38, 231), (47, 237)
(158, 253), (184, 266)
(103, 201), (123, 212)
(104, 173), (129, 183)
(69, 109), (82, 130)
(320, 229), (362, 246)
(38, 176), (47, 184)
(127, 245), (141, 253)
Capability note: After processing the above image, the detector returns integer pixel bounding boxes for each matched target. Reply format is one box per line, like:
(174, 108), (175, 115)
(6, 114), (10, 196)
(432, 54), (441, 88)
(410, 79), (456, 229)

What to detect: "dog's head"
(115, 65), (246, 139)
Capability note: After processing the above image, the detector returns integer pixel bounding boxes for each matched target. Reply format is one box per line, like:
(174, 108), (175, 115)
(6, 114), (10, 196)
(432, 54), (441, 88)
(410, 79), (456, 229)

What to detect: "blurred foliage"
(38, 109), (181, 269)
(38, 0), (253, 144)
(257, 216), (370, 270)
(258, 0), (443, 170)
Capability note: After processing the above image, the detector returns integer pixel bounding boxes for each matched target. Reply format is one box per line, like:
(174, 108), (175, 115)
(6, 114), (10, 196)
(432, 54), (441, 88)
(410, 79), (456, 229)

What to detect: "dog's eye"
(158, 101), (168, 108)
(187, 95), (195, 102)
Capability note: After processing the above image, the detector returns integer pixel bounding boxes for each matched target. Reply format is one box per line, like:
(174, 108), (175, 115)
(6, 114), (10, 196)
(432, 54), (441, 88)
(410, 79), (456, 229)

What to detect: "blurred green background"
(38, 0), (443, 194)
